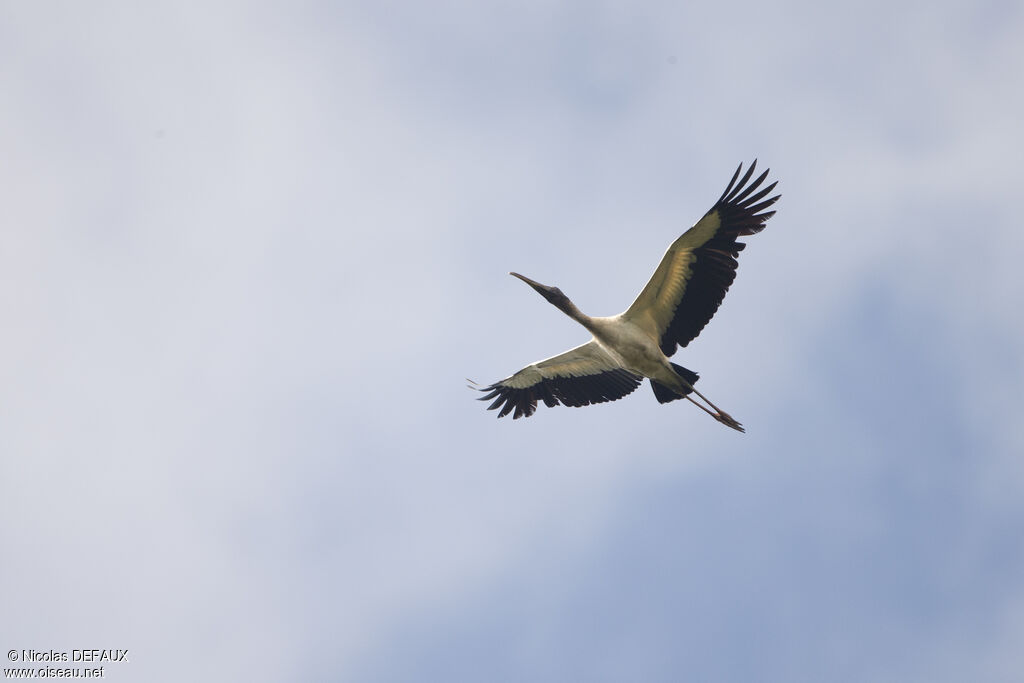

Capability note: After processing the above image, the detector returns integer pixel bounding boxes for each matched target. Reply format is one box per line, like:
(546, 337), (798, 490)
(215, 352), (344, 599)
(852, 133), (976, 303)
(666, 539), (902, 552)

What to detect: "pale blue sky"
(2, 2), (1023, 681)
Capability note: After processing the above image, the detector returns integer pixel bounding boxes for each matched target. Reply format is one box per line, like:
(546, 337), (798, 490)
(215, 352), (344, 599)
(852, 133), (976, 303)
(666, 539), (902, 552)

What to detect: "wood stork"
(475, 161), (780, 432)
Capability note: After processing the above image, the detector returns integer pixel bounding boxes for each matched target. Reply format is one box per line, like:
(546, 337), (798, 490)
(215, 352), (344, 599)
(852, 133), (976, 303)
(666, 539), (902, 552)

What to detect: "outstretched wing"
(621, 160), (780, 356)
(478, 341), (643, 419)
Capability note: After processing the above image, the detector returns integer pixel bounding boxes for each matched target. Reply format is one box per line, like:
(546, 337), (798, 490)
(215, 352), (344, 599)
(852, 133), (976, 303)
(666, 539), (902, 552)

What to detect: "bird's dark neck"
(552, 296), (596, 331)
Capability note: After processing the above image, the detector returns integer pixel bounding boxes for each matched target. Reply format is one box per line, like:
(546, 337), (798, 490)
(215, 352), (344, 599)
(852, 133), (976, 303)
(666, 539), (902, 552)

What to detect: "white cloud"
(2, 1), (1023, 681)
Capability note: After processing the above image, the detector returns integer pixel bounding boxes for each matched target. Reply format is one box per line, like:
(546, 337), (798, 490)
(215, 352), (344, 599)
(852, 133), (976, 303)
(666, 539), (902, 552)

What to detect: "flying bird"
(475, 161), (779, 432)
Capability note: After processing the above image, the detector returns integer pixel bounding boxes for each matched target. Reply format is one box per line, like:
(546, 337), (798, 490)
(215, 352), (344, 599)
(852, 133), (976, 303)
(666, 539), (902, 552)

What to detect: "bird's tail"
(650, 363), (699, 404)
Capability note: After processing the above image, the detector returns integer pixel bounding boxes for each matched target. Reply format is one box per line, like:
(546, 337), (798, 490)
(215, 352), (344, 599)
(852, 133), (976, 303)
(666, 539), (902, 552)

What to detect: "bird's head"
(510, 272), (572, 310)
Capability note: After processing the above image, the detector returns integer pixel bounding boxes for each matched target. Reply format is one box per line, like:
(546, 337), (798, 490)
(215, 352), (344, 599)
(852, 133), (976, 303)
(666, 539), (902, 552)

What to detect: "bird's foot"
(714, 411), (745, 433)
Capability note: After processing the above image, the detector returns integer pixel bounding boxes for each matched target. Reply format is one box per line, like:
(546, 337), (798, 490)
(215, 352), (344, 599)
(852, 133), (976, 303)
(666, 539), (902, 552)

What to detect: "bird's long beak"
(509, 272), (569, 311)
(509, 272), (553, 298)
(509, 271), (545, 289)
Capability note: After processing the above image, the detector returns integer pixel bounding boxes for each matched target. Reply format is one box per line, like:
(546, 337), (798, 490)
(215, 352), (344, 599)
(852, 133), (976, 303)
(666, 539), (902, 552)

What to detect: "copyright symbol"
(7, 650), (17, 661)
